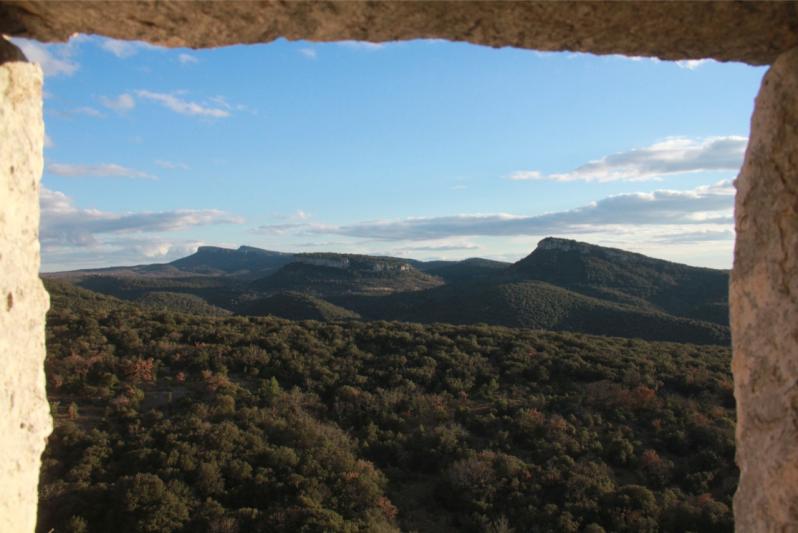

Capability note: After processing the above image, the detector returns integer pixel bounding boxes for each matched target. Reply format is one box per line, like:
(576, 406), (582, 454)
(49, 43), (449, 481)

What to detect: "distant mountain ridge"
(168, 245), (293, 279)
(46, 238), (731, 345)
(510, 237), (729, 324)
(253, 252), (444, 296)
(46, 245), (293, 281)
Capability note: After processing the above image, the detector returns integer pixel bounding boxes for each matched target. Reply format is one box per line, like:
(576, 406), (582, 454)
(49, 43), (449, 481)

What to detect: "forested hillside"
(40, 281), (736, 532)
(46, 238), (731, 346)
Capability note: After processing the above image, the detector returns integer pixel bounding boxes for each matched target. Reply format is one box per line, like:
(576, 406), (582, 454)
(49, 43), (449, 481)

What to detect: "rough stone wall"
(0, 2), (796, 532)
(1, 1), (797, 65)
(0, 38), (51, 533)
(731, 47), (798, 532)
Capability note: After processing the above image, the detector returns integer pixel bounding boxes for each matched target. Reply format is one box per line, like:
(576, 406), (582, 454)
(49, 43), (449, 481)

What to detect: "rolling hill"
(45, 238), (731, 344)
(252, 253), (444, 296)
(509, 237), (729, 325)
(239, 291), (360, 321)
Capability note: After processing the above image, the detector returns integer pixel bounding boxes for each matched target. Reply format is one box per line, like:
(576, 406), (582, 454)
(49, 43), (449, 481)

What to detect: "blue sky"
(15, 36), (766, 271)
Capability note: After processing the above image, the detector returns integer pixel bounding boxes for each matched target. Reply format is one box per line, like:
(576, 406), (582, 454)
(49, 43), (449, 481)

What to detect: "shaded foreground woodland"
(39, 281), (735, 532)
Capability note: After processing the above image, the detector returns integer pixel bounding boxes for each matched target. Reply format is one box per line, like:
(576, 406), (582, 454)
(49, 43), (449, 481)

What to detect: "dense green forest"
(40, 280), (736, 532)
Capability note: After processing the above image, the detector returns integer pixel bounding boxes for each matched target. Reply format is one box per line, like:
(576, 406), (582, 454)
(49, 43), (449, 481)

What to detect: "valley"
(39, 280), (735, 532)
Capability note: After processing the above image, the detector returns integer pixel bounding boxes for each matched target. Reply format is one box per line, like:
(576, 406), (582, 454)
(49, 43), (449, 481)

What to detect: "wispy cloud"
(254, 181), (734, 242)
(46, 163), (158, 180)
(73, 106), (104, 117)
(41, 238), (207, 271)
(507, 171), (541, 181)
(394, 242), (480, 252)
(177, 53), (199, 64)
(653, 229), (734, 244)
(44, 133), (54, 148)
(676, 59), (708, 70)
(50, 106), (105, 119)
(510, 136), (747, 183)
(155, 160), (189, 170)
(338, 41), (386, 51)
(12, 39), (78, 77)
(100, 39), (138, 58)
(299, 48), (317, 60)
(100, 93), (135, 112)
(98, 38), (159, 58)
(40, 187), (243, 249)
(136, 90), (230, 118)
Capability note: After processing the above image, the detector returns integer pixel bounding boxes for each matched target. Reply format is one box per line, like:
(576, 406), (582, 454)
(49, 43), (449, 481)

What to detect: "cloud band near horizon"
(509, 136), (747, 182)
(254, 180), (734, 241)
(40, 187), (243, 248)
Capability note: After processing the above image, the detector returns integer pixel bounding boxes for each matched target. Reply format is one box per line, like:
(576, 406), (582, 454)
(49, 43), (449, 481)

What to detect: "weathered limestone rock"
(1, 1), (797, 65)
(0, 37), (50, 533)
(0, 1), (795, 531)
(732, 47), (798, 532)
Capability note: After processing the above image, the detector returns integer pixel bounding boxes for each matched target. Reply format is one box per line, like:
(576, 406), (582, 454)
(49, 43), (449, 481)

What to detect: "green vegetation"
(510, 238), (729, 325)
(337, 280), (730, 345)
(253, 256), (444, 296)
(40, 280), (736, 532)
(136, 292), (232, 317)
(241, 291), (361, 321)
(422, 257), (511, 284)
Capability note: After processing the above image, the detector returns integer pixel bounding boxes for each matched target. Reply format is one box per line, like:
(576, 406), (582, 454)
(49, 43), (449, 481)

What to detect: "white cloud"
(270, 210), (312, 222)
(299, 48), (317, 59)
(41, 237), (206, 272)
(100, 93), (135, 112)
(254, 181), (734, 243)
(98, 38), (159, 58)
(177, 53), (199, 64)
(338, 41), (385, 51)
(395, 242), (480, 252)
(74, 106), (104, 117)
(46, 163), (158, 180)
(155, 160), (189, 170)
(653, 229), (734, 244)
(254, 222), (314, 236)
(507, 170), (541, 181)
(609, 54), (660, 64)
(676, 59), (708, 70)
(40, 187), (243, 249)
(100, 39), (139, 58)
(511, 136), (747, 182)
(44, 133), (54, 148)
(207, 95), (252, 114)
(12, 39), (78, 77)
(137, 90), (230, 118)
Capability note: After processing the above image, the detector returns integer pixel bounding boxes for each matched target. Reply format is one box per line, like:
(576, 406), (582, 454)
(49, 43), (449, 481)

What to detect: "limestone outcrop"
(0, 37), (51, 533)
(731, 46), (798, 532)
(1, 1), (796, 65)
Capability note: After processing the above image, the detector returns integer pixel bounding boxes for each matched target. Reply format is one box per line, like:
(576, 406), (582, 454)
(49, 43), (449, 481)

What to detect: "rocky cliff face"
(297, 254), (412, 273)
(535, 237), (656, 264)
(0, 41), (51, 533)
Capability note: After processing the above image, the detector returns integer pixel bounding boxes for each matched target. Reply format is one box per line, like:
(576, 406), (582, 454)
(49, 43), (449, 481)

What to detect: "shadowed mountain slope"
(240, 291), (360, 321)
(169, 245), (294, 279)
(509, 238), (729, 325)
(46, 238), (731, 344)
(253, 253), (444, 296)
